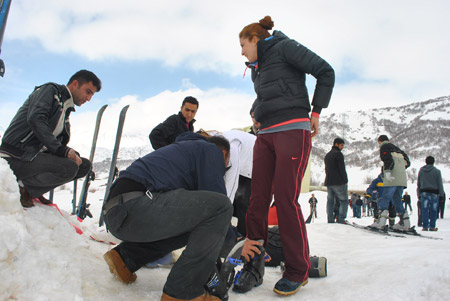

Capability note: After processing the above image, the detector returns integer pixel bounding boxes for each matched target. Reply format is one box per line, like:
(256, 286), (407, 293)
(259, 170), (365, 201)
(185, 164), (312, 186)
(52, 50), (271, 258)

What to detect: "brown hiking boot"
(19, 186), (34, 208)
(38, 195), (53, 205)
(104, 249), (137, 284)
(161, 292), (220, 301)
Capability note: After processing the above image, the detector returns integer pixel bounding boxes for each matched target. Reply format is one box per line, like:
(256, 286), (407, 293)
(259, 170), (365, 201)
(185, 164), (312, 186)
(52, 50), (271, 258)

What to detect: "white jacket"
(213, 130), (256, 203)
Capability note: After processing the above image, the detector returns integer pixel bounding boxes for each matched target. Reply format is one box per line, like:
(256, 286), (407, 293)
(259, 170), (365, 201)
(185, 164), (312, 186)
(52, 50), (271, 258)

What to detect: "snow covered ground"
(1, 158), (449, 301)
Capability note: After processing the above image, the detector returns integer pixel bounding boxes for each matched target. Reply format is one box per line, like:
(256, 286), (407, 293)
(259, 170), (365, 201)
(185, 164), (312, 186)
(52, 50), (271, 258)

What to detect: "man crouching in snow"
(102, 132), (232, 301)
(0, 70), (101, 208)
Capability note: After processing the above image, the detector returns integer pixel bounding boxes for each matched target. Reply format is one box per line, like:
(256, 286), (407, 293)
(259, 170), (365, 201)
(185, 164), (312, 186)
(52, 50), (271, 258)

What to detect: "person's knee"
(215, 194), (233, 221)
(76, 158), (92, 178)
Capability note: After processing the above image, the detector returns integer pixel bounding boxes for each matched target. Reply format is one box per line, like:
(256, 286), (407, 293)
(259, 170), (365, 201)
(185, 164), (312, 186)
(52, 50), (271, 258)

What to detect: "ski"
(346, 222), (406, 238)
(0, 0), (12, 77)
(98, 105), (130, 226)
(71, 179), (77, 215)
(388, 226), (443, 240)
(76, 104), (108, 219)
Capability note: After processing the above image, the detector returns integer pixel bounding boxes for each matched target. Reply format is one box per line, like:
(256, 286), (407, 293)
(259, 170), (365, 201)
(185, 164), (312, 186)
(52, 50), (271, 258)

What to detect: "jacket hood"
(420, 165), (436, 173)
(175, 132), (207, 143)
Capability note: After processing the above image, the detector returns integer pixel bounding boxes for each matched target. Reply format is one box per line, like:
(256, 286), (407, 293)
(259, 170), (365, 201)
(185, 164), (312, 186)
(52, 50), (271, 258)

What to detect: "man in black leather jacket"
(0, 70), (101, 207)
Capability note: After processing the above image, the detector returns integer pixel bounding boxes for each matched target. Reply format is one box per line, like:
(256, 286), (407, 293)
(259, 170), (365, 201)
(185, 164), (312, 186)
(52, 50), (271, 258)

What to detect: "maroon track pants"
(246, 129), (311, 282)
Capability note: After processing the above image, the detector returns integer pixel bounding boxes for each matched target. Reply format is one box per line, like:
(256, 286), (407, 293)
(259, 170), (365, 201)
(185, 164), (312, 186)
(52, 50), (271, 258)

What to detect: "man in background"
(149, 96), (198, 150)
(324, 138), (348, 224)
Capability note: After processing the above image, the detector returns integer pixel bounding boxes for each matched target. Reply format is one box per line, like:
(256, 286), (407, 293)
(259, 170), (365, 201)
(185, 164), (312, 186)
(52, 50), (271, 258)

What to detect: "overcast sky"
(1, 0), (449, 149)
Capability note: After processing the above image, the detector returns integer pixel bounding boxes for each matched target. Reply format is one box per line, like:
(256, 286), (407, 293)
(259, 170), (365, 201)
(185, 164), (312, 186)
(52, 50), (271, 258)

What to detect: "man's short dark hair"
(68, 70), (102, 92)
(182, 96), (199, 107)
(426, 156), (435, 165)
(378, 135), (389, 142)
(207, 135), (230, 154)
(333, 138), (345, 145)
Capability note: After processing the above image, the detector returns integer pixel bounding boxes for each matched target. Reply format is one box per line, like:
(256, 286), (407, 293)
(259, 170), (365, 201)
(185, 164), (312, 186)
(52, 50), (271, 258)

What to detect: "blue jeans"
(377, 186), (405, 214)
(327, 184), (348, 223)
(420, 192), (439, 229)
(104, 188), (232, 299)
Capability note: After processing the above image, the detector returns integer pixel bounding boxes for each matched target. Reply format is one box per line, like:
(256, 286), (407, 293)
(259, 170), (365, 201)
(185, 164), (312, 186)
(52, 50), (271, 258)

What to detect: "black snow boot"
(232, 244), (265, 293)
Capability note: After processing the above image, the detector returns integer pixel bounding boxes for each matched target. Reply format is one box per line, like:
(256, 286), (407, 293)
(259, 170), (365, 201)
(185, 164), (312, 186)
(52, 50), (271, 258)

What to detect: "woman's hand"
(310, 115), (319, 137)
(241, 238), (262, 262)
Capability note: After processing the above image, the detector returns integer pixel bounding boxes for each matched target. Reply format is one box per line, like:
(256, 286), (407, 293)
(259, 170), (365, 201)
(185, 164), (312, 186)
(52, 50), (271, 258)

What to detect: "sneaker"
(422, 228), (429, 231)
(19, 186), (34, 208)
(232, 244), (265, 293)
(104, 249), (137, 284)
(161, 292), (220, 301)
(273, 277), (308, 296)
(429, 228), (439, 231)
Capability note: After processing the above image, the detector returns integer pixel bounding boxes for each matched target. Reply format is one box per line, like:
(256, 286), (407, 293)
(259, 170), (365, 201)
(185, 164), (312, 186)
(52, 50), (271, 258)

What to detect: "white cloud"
(68, 87), (255, 155)
(4, 0), (450, 117)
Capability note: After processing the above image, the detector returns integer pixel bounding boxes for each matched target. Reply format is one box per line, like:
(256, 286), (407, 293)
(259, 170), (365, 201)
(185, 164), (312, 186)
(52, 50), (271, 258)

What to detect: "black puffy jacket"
(249, 31), (335, 129)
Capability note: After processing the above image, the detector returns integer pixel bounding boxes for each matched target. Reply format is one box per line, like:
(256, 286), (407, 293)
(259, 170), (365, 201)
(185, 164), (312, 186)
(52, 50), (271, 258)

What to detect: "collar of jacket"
(177, 111), (196, 125)
(332, 145), (342, 152)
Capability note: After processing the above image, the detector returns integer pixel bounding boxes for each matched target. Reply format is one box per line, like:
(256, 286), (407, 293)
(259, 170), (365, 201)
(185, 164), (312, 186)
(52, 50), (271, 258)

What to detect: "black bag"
(265, 226), (327, 278)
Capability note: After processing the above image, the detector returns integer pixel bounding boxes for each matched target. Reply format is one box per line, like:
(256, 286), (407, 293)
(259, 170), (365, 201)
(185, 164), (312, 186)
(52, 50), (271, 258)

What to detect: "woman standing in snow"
(238, 16), (335, 296)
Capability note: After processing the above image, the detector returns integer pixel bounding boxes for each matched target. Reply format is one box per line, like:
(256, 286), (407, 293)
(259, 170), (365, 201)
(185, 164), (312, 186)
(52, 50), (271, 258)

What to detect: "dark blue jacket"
(119, 132), (227, 195)
(366, 174), (384, 198)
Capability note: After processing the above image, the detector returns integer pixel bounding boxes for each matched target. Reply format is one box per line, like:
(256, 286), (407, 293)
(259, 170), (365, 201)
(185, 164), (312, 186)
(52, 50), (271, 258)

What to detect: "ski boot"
(233, 242), (265, 293)
(392, 212), (410, 231)
(205, 240), (246, 300)
(369, 210), (388, 229)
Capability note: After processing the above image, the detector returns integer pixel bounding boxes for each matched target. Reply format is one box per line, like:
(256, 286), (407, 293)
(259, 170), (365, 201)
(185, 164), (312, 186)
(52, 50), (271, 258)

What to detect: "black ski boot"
(205, 240), (246, 300)
(232, 244), (265, 293)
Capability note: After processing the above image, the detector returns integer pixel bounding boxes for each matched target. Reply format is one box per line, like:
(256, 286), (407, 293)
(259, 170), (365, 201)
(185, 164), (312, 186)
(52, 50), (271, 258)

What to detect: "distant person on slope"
(238, 15), (335, 296)
(149, 96), (198, 150)
(0, 70), (101, 208)
(370, 135), (410, 230)
(324, 138), (349, 224)
(403, 191), (412, 212)
(417, 156), (445, 231)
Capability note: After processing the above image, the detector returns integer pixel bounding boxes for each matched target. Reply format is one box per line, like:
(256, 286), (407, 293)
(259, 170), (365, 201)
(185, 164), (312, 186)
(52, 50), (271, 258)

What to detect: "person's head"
(67, 70), (101, 107)
(377, 135), (389, 144)
(180, 96), (199, 123)
(312, 194), (315, 197)
(404, 191), (408, 195)
(207, 135), (231, 168)
(333, 137), (345, 150)
(239, 16), (274, 62)
(426, 156), (435, 165)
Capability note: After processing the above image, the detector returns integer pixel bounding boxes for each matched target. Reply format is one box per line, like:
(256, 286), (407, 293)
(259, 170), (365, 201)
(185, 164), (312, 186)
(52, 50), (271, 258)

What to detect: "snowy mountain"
(90, 95), (450, 187)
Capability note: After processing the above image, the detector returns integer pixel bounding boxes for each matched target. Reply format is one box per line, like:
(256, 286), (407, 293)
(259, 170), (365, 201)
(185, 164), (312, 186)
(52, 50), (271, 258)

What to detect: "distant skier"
(148, 96), (198, 150)
(370, 135), (410, 230)
(0, 70), (101, 208)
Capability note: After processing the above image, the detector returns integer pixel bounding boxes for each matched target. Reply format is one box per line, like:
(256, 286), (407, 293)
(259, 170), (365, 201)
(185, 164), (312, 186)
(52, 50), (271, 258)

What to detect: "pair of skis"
(347, 222), (442, 240)
(75, 105), (129, 227)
